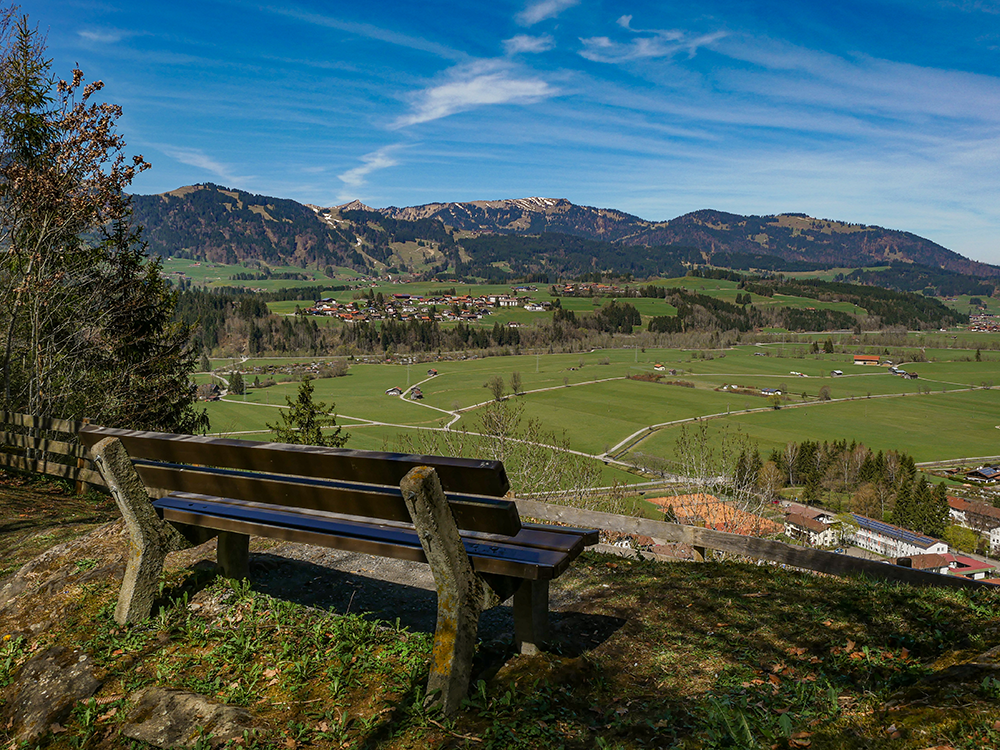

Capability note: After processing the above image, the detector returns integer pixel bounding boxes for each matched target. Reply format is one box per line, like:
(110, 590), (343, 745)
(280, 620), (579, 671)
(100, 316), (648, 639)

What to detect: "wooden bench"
(79, 425), (598, 713)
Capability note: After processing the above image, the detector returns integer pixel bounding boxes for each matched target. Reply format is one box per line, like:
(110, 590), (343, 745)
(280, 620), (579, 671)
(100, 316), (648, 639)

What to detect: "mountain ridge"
(130, 184), (1000, 279)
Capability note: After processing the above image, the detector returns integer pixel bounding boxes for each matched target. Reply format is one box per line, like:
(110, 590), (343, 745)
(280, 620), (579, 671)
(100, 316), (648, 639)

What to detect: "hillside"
(130, 184), (1000, 281)
(3, 496), (1000, 749)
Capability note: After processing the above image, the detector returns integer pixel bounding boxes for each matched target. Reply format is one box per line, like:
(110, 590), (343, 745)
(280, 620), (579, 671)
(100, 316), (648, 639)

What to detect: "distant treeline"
(841, 262), (996, 298)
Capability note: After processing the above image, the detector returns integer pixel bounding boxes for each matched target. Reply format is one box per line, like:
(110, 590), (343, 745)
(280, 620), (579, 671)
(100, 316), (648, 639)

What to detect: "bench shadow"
(247, 551), (625, 660)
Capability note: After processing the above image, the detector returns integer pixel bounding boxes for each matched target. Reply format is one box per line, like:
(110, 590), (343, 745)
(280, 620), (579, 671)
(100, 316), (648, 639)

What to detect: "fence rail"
(0, 412), (988, 592)
(0, 411), (97, 493)
(515, 499), (994, 591)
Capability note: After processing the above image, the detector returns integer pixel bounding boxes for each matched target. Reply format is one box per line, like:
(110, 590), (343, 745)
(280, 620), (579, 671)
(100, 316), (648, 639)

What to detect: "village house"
(949, 496), (1000, 552)
(895, 553), (950, 575)
(847, 514), (948, 557)
(385, 387), (402, 396)
(965, 466), (1000, 483)
(784, 513), (839, 547)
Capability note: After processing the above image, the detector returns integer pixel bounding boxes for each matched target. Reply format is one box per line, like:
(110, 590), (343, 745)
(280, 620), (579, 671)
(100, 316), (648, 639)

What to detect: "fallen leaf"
(901, 647), (910, 659)
(284, 739), (297, 749)
(791, 732), (812, 739)
(263, 668), (278, 679)
(845, 639), (856, 653)
(98, 708), (118, 722)
(768, 674), (781, 685)
(50, 723), (67, 734)
(787, 647), (807, 657)
(822, 620), (833, 627)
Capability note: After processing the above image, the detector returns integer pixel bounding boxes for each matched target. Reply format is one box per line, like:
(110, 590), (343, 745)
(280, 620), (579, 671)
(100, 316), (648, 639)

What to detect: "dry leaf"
(845, 639), (856, 652)
(263, 668), (278, 678)
(768, 674), (781, 685)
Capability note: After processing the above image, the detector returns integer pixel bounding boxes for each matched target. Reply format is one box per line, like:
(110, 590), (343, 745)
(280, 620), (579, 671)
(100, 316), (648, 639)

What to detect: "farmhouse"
(784, 513), (839, 547)
(847, 514), (947, 557)
(895, 553), (949, 575)
(385, 387), (402, 396)
(965, 466), (1000, 483)
(853, 355), (881, 366)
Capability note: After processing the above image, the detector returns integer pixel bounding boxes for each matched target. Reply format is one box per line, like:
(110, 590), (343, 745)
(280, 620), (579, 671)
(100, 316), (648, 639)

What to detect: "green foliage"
(0, 12), (204, 432)
(266, 375), (347, 447)
(229, 370), (245, 395)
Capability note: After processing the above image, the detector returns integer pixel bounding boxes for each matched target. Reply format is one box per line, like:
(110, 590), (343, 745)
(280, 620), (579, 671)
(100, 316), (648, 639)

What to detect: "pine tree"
(891, 479), (913, 529)
(267, 376), (347, 448)
(229, 371), (245, 396)
(0, 12), (203, 431)
(925, 482), (949, 538)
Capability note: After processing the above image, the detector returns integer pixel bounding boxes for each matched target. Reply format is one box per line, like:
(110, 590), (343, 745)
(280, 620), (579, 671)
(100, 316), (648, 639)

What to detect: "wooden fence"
(515, 499), (995, 592)
(0, 412), (990, 592)
(0, 411), (103, 493)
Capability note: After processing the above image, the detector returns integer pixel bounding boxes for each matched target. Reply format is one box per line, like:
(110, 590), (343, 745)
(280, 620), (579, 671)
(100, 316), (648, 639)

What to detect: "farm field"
(630, 387), (1000, 464)
(202, 344), (1000, 484)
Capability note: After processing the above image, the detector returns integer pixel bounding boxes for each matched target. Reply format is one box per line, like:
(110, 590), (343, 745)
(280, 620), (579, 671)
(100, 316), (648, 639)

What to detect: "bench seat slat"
(80, 426), (509, 497)
(162, 493), (592, 555)
(155, 494), (581, 580)
(135, 461), (521, 537)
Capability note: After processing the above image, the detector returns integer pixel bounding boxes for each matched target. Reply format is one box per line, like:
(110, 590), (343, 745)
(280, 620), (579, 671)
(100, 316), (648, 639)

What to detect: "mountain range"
(130, 184), (1000, 282)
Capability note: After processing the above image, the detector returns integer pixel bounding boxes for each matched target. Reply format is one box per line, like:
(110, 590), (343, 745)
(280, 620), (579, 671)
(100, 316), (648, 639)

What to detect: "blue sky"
(23, 0), (1000, 263)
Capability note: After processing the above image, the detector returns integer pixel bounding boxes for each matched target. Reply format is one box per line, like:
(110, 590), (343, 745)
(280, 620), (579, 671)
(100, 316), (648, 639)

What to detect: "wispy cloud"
(503, 34), (555, 54)
(516, 0), (579, 27)
(580, 20), (727, 64)
(337, 145), (404, 200)
(259, 4), (464, 60)
(392, 60), (556, 128)
(160, 146), (244, 184)
(78, 27), (131, 44)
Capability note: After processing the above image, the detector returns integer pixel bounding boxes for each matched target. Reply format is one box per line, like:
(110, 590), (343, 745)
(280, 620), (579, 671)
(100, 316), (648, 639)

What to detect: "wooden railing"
(0, 411), (989, 592)
(0, 411), (103, 493)
(515, 499), (995, 592)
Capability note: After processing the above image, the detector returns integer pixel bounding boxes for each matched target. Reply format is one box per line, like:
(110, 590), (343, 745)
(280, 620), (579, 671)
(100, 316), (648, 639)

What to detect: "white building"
(847, 514), (948, 558)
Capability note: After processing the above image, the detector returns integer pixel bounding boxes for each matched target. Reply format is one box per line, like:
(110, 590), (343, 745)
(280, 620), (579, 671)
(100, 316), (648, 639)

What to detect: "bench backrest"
(79, 426), (520, 536)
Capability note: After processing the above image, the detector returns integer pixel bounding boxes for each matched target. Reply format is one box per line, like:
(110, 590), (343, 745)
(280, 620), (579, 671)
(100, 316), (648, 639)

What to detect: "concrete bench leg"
(90, 437), (189, 625)
(217, 531), (250, 579)
(514, 579), (549, 655)
(401, 466), (492, 716)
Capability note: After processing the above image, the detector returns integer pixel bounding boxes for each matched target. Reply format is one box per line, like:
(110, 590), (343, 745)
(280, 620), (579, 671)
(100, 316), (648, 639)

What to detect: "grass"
(200, 344), (1000, 472)
(633, 387), (1000, 463)
(4, 528), (1000, 750)
(0, 472), (117, 578)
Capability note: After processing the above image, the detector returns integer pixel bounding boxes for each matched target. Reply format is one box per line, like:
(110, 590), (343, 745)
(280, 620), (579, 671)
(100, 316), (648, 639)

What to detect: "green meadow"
(201, 343), (1000, 486)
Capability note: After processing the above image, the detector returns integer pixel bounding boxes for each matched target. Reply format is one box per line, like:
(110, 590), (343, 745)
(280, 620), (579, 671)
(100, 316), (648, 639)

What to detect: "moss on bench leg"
(90, 437), (190, 625)
(401, 466), (494, 716)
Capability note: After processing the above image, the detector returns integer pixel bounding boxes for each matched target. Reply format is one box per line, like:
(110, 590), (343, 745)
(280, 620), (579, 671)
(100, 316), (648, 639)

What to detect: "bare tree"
(509, 370), (522, 396)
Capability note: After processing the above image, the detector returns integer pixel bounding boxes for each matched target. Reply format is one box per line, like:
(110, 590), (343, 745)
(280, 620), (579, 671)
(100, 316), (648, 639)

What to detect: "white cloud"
(516, 0), (579, 27)
(503, 34), (555, 54)
(78, 28), (129, 44)
(161, 147), (243, 184)
(337, 145), (403, 200)
(392, 60), (556, 128)
(580, 29), (726, 63)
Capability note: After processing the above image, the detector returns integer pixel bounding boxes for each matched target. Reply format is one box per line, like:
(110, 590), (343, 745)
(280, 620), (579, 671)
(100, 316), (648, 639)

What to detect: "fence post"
(75, 418), (91, 496)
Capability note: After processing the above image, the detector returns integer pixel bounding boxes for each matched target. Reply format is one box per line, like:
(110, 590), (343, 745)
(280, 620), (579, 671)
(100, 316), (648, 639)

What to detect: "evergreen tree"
(229, 371), (245, 395)
(924, 482), (949, 538)
(267, 376), (347, 448)
(891, 479), (913, 529)
(0, 12), (202, 431)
